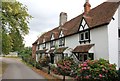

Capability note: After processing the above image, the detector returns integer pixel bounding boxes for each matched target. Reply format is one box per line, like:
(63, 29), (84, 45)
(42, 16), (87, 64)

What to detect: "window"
(59, 38), (65, 47)
(77, 53), (94, 62)
(79, 54), (83, 61)
(50, 41), (55, 48)
(85, 31), (89, 40)
(79, 18), (90, 44)
(80, 33), (84, 41)
(84, 54), (87, 61)
(88, 53), (94, 60)
(79, 30), (90, 44)
(43, 43), (46, 49)
(118, 29), (120, 38)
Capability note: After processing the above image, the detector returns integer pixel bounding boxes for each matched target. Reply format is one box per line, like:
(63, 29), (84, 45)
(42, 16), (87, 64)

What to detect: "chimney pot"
(84, 0), (91, 14)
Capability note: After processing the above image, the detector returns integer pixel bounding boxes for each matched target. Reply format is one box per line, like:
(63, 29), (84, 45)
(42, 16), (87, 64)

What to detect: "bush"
(50, 64), (59, 74)
(56, 57), (76, 76)
(76, 59), (118, 81)
(39, 55), (50, 67)
(36, 62), (42, 70)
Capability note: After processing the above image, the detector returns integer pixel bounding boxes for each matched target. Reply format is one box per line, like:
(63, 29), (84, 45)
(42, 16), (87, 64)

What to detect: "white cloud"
(18, 0), (107, 47)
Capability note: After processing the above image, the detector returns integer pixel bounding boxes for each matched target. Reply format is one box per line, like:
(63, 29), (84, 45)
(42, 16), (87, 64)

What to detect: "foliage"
(76, 59), (118, 81)
(2, 28), (12, 54)
(36, 62), (42, 70)
(1, 0), (32, 54)
(51, 57), (76, 81)
(20, 47), (32, 62)
(56, 57), (76, 76)
(9, 29), (24, 52)
(51, 64), (59, 74)
(39, 55), (50, 67)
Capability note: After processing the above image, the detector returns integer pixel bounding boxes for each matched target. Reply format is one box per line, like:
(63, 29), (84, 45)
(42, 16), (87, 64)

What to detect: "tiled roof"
(54, 47), (68, 54)
(72, 44), (94, 53)
(48, 49), (55, 54)
(36, 49), (48, 54)
(33, 1), (120, 45)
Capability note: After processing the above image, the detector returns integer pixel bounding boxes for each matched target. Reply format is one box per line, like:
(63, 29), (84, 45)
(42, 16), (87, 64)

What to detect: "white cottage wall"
(118, 5), (120, 68)
(46, 42), (50, 50)
(90, 25), (109, 60)
(65, 34), (79, 49)
(108, 7), (119, 69)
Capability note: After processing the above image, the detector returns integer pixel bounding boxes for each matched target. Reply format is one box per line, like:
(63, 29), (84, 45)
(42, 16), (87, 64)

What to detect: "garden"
(51, 57), (119, 81)
(22, 53), (120, 81)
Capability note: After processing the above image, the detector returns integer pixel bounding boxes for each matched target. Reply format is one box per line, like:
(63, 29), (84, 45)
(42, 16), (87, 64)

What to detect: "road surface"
(0, 57), (47, 80)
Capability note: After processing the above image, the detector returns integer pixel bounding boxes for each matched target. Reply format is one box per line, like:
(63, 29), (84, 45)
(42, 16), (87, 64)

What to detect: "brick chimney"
(59, 12), (67, 26)
(84, 0), (91, 14)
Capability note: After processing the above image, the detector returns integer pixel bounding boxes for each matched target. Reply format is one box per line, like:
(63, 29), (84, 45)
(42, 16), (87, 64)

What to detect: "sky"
(17, 0), (110, 47)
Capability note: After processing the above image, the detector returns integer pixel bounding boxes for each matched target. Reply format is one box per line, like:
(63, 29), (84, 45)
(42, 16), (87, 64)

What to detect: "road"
(0, 57), (47, 80)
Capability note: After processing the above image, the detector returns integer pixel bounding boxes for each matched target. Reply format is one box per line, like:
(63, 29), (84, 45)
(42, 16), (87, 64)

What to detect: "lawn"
(0, 62), (8, 77)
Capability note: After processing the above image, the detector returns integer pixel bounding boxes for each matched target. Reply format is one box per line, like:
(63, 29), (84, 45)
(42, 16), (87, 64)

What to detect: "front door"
(50, 53), (54, 64)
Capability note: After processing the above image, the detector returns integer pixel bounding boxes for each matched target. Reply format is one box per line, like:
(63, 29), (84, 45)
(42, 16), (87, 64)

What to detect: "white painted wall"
(65, 34), (79, 49)
(108, 7), (119, 68)
(90, 25), (109, 60)
(118, 5), (120, 68)
(46, 42), (50, 50)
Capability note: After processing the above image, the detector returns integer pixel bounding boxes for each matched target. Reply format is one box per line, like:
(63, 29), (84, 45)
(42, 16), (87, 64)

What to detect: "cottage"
(32, 0), (120, 69)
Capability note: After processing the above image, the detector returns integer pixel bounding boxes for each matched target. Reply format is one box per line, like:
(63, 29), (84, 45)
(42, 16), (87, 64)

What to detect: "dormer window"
(59, 38), (65, 47)
(59, 30), (65, 47)
(79, 18), (89, 31)
(50, 41), (55, 48)
(42, 39), (46, 49)
(79, 18), (90, 44)
(50, 33), (55, 48)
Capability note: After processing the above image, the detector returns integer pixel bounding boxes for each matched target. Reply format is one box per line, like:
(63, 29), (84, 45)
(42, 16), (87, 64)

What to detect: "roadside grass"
(0, 62), (8, 77)
(4, 56), (18, 58)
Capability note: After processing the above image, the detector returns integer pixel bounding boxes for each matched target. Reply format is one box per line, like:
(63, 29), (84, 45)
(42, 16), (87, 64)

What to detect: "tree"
(2, 27), (12, 54)
(1, 0), (32, 54)
(9, 29), (24, 52)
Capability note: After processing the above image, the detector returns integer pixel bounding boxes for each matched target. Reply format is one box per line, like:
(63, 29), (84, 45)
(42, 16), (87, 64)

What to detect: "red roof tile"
(54, 47), (68, 54)
(35, 1), (120, 44)
(72, 44), (94, 53)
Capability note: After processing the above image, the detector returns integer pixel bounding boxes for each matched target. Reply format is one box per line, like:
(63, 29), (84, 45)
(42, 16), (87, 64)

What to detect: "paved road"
(0, 57), (46, 80)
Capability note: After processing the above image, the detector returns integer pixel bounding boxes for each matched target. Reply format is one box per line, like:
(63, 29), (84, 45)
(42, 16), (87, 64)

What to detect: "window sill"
(79, 40), (91, 44)
(50, 46), (55, 48)
(59, 44), (65, 47)
(43, 47), (46, 49)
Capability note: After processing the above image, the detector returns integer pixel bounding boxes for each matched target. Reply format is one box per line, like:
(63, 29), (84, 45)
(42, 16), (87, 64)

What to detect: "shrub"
(39, 55), (50, 67)
(36, 62), (42, 70)
(76, 59), (118, 81)
(53, 57), (76, 81)
(50, 64), (59, 74)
